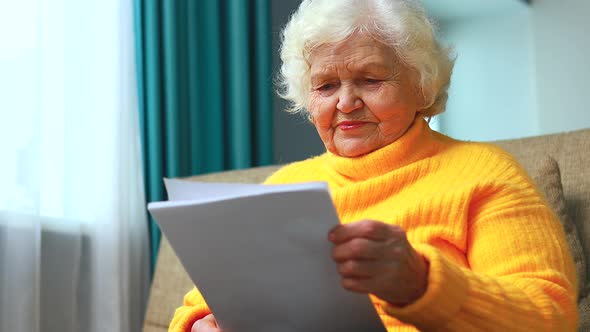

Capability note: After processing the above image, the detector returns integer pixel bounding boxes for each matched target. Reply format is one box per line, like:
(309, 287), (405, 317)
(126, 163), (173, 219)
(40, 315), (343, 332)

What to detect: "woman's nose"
(336, 86), (363, 113)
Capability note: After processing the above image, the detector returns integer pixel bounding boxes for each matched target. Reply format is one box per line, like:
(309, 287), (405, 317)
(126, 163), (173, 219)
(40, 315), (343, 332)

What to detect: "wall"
(532, 0), (590, 134)
(437, 8), (539, 141)
(436, 0), (590, 140)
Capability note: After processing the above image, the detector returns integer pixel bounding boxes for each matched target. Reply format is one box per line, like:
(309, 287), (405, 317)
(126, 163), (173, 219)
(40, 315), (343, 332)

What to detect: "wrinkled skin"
(308, 32), (423, 158)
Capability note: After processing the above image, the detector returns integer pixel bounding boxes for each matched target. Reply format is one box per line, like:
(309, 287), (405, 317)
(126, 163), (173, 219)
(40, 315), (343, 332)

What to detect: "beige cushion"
(531, 156), (589, 331)
(142, 325), (167, 332)
(531, 156), (587, 297)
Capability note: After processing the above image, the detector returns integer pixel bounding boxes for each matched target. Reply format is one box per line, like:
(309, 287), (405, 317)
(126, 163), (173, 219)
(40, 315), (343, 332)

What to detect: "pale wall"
(532, 0), (590, 134)
(437, 9), (539, 141)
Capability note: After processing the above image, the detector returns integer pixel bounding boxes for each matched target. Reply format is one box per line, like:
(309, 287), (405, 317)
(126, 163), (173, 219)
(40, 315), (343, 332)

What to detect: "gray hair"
(278, 0), (455, 117)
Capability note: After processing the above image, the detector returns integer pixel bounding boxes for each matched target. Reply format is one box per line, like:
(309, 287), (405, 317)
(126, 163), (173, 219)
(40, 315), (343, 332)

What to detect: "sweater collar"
(325, 117), (439, 181)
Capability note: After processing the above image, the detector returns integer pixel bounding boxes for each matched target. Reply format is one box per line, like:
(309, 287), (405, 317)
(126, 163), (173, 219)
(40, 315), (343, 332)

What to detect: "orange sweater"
(169, 117), (578, 331)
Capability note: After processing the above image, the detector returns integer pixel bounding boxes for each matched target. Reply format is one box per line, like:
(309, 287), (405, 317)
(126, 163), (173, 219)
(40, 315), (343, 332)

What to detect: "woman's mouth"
(337, 121), (367, 131)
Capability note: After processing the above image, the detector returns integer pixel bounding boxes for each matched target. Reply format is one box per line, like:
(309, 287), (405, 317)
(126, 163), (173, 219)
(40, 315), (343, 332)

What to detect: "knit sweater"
(169, 117), (578, 332)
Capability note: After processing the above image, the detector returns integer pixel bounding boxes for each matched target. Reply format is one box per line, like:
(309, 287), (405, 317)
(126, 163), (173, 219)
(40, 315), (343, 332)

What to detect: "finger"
(331, 238), (382, 262)
(202, 314), (218, 328)
(341, 275), (391, 295)
(329, 220), (403, 244)
(336, 260), (387, 278)
(341, 277), (371, 294)
(192, 314), (219, 332)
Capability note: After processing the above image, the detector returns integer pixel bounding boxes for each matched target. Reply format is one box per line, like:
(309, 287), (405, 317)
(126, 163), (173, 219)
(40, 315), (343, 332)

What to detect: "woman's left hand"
(328, 220), (429, 306)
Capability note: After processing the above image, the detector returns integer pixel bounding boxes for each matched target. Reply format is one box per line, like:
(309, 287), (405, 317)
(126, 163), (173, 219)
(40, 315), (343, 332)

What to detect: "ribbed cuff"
(169, 305), (211, 332)
(382, 244), (468, 330)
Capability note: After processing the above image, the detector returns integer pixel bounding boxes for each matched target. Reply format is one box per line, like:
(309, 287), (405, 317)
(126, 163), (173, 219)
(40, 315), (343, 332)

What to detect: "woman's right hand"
(191, 314), (222, 332)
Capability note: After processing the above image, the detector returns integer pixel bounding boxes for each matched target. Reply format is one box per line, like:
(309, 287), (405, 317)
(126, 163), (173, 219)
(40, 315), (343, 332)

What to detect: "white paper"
(148, 180), (386, 332)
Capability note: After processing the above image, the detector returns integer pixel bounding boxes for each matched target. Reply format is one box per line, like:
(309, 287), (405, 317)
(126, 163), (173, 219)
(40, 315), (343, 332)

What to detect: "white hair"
(278, 0), (455, 117)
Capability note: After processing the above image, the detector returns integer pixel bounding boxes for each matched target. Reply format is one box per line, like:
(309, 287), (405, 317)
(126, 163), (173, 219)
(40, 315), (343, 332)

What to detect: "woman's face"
(308, 33), (422, 157)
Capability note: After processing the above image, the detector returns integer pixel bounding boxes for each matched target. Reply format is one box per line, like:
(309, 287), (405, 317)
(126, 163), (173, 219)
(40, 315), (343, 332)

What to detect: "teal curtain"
(134, 0), (273, 274)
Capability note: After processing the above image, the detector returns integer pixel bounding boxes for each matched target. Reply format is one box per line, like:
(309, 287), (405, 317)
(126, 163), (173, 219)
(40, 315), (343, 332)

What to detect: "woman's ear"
(306, 109), (316, 124)
(416, 82), (431, 115)
(416, 89), (428, 113)
(405, 66), (427, 113)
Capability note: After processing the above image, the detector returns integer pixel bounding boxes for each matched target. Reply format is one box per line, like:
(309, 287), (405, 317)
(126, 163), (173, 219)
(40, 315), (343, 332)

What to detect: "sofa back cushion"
(531, 156), (586, 297)
(494, 128), (590, 331)
(494, 128), (590, 293)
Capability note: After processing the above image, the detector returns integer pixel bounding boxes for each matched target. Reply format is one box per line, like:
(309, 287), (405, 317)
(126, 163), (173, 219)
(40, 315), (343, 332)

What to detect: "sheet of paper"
(162, 178), (329, 202)
(148, 180), (386, 332)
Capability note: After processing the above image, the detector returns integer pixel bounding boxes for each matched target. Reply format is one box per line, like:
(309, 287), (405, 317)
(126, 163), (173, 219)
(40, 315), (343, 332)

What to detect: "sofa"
(143, 127), (590, 332)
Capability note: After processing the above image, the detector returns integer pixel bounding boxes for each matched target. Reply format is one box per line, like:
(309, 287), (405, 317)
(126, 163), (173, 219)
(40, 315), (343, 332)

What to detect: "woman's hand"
(191, 314), (222, 332)
(328, 220), (429, 306)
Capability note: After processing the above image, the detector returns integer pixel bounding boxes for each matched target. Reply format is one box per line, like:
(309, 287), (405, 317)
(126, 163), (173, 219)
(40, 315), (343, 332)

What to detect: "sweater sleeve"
(382, 162), (579, 331)
(168, 287), (212, 332)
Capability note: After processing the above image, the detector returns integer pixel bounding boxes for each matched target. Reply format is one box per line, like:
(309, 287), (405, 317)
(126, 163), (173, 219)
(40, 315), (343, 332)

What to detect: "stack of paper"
(148, 179), (385, 332)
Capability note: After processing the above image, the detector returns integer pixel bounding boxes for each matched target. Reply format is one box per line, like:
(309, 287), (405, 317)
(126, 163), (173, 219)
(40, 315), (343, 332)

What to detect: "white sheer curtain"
(0, 0), (150, 331)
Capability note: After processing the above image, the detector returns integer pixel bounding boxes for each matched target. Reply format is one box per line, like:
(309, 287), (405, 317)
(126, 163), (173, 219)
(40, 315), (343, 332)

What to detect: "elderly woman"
(170, 0), (578, 331)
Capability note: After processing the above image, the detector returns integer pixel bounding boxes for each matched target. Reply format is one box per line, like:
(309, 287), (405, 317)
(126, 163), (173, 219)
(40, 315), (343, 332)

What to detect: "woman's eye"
(317, 83), (335, 91)
(364, 78), (381, 84)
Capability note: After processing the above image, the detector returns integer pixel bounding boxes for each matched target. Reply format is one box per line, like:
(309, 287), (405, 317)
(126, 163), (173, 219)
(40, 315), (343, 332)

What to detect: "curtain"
(0, 0), (149, 332)
(134, 0), (274, 268)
